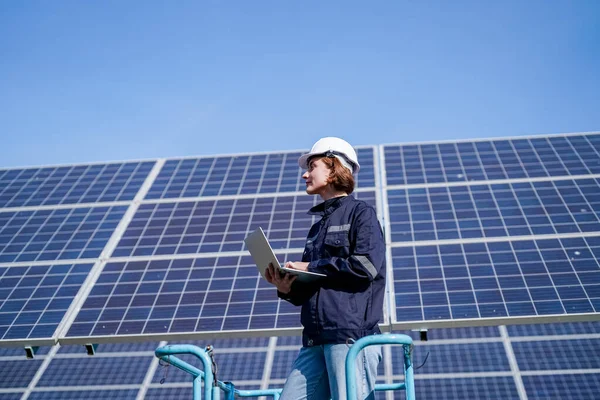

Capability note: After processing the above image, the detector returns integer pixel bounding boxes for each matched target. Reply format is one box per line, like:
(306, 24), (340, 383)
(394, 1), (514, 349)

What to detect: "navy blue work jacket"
(278, 195), (386, 347)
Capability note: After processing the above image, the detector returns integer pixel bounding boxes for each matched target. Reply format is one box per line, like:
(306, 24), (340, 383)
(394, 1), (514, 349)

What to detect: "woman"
(265, 137), (386, 400)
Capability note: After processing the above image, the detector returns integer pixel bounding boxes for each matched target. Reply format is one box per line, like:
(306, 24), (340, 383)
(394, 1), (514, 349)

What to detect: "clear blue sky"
(1, 0), (599, 168)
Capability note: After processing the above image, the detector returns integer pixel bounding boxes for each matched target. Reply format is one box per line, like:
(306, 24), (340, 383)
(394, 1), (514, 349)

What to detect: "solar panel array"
(1, 323), (599, 399)
(1, 133), (599, 399)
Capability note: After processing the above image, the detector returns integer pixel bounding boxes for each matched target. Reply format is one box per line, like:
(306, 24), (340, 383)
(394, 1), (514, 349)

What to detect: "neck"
(319, 187), (348, 201)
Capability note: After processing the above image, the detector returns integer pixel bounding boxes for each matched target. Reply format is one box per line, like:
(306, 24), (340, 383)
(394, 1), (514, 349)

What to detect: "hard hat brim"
(297, 151), (360, 174)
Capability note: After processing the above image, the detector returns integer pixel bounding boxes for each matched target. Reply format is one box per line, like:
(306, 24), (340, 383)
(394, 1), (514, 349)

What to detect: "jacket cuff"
(307, 260), (325, 274)
(277, 290), (293, 301)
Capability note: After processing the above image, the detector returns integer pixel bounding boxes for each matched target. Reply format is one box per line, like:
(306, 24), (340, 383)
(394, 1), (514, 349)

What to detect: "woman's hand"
(284, 261), (309, 271)
(265, 263), (297, 294)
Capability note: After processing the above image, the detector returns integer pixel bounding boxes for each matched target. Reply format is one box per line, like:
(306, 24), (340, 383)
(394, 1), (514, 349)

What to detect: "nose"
(302, 171), (309, 179)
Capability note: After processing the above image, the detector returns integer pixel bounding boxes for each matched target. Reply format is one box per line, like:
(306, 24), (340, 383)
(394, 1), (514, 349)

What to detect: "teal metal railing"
(155, 333), (415, 400)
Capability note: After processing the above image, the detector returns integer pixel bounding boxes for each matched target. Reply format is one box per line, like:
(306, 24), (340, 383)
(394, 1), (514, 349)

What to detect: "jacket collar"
(307, 195), (353, 217)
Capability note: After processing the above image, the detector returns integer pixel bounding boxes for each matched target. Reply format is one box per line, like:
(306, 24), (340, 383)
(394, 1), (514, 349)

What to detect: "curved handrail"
(345, 334), (415, 400)
(155, 345), (283, 399)
(155, 345), (215, 399)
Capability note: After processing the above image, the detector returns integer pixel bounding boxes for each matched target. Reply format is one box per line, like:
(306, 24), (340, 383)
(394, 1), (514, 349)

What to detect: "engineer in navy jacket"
(265, 137), (386, 400)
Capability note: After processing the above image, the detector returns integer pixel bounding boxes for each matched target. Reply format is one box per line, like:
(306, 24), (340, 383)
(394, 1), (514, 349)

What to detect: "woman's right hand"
(265, 263), (297, 294)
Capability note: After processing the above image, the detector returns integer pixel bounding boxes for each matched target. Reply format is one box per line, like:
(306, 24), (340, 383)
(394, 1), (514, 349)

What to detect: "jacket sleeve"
(277, 282), (317, 306)
(307, 205), (385, 282)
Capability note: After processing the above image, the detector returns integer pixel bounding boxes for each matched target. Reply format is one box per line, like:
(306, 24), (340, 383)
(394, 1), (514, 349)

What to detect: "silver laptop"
(244, 227), (326, 283)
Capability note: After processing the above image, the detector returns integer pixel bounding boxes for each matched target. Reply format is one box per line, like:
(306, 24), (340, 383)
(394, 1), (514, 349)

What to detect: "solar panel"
(145, 147), (376, 200)
(383, 133), (600, 185)
(0, 205), (128, 263)
(27, 390), (141, 400)
(523, 374), (600, 400)
(410, 377), (519, 399)
(386, 178), (600, 242)
(0, 161), (154, 208)
(507, 320), (600, 336)
(36, 356), (150, 386)
(0, 263), (94, 341)
(391, 236), (600, 325)
(151, 351), (267, 383)
(0, 359), (42, 388)
(64, 253), (304, 340)
(112, 191), (376, 258)
(512, 339), (600, 370)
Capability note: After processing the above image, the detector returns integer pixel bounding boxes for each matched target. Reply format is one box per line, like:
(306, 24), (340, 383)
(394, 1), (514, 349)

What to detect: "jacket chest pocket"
(323, 231), (351, 258)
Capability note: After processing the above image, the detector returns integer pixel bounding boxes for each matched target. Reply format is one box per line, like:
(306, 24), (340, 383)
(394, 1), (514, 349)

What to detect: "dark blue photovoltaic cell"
(36, 356), (149, 386)
(507, 321), (600, 336)
(28, 390), (140, 400)
(392, 236), (600, 322)
(58, 341), (159, 353)
(152, 351), (266, 383)
(0, 345), (50, 356)
(0, 161), (154, 208)
(395, 326), (501, 340)
(387, 178), (600, 242)
(513, 339), (600, 370)
(0, 263), (93, 340)
(523, 374), (600, 400)
(66, 254), (303, 338)
(181, 336), (270, 349)
(0, 359), (42, 388)
(145, 388), (193, 400)
(392, 342), (510, 374)
(409, 377), (518, 399)
(0, 394), (24, 400)
(384, 133), (600, 185)
(145, 148), (376, 200)
(0, 205), (127, 263)
(146, 385), (264, 400)
(113, 191), (376, 257)
(270, 349), (299, 379)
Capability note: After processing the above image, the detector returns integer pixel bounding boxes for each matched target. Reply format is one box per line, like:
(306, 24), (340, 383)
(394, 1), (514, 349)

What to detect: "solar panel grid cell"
(523, 374), (600, 399)
(392, 342), (510, 374)
(113, 191), (376, 258)
(145, 148), (376, 200)
(67, 253), (304, 338)
(27, 390), (140, 400)
(411, 377), (519, 400)
(36, 356), (150, 386)
(513, 339), (600, 370)
(392, 236), (600, 322)
(0, 359), (42, 388)
(0, 394), (24, 400)
(0, 263), (94, 340)
(384, 134), (600, 185)
(0, 162), (154, 208)
(506, 321), (600, 336)
(0, 206), (127, 263)
(152, 351), (267, 383)
(387, 178), (600, 242)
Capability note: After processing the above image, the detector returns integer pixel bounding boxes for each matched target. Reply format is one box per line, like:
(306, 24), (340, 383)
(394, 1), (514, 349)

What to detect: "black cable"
(414, 351), (430, 370)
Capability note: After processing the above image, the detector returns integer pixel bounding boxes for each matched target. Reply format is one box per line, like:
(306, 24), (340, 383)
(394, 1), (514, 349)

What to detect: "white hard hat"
(298, 137), (360, 174)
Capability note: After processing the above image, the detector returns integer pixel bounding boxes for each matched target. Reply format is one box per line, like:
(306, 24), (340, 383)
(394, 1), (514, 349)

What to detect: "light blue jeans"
(279, 343), (382, 400)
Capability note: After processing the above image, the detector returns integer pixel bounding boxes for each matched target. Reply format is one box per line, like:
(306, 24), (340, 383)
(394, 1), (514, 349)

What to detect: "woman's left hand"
(284, 261), (309, 271)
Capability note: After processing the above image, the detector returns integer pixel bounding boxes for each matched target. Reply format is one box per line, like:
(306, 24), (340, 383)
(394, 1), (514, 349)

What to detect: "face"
(302, 157), (331, 196)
